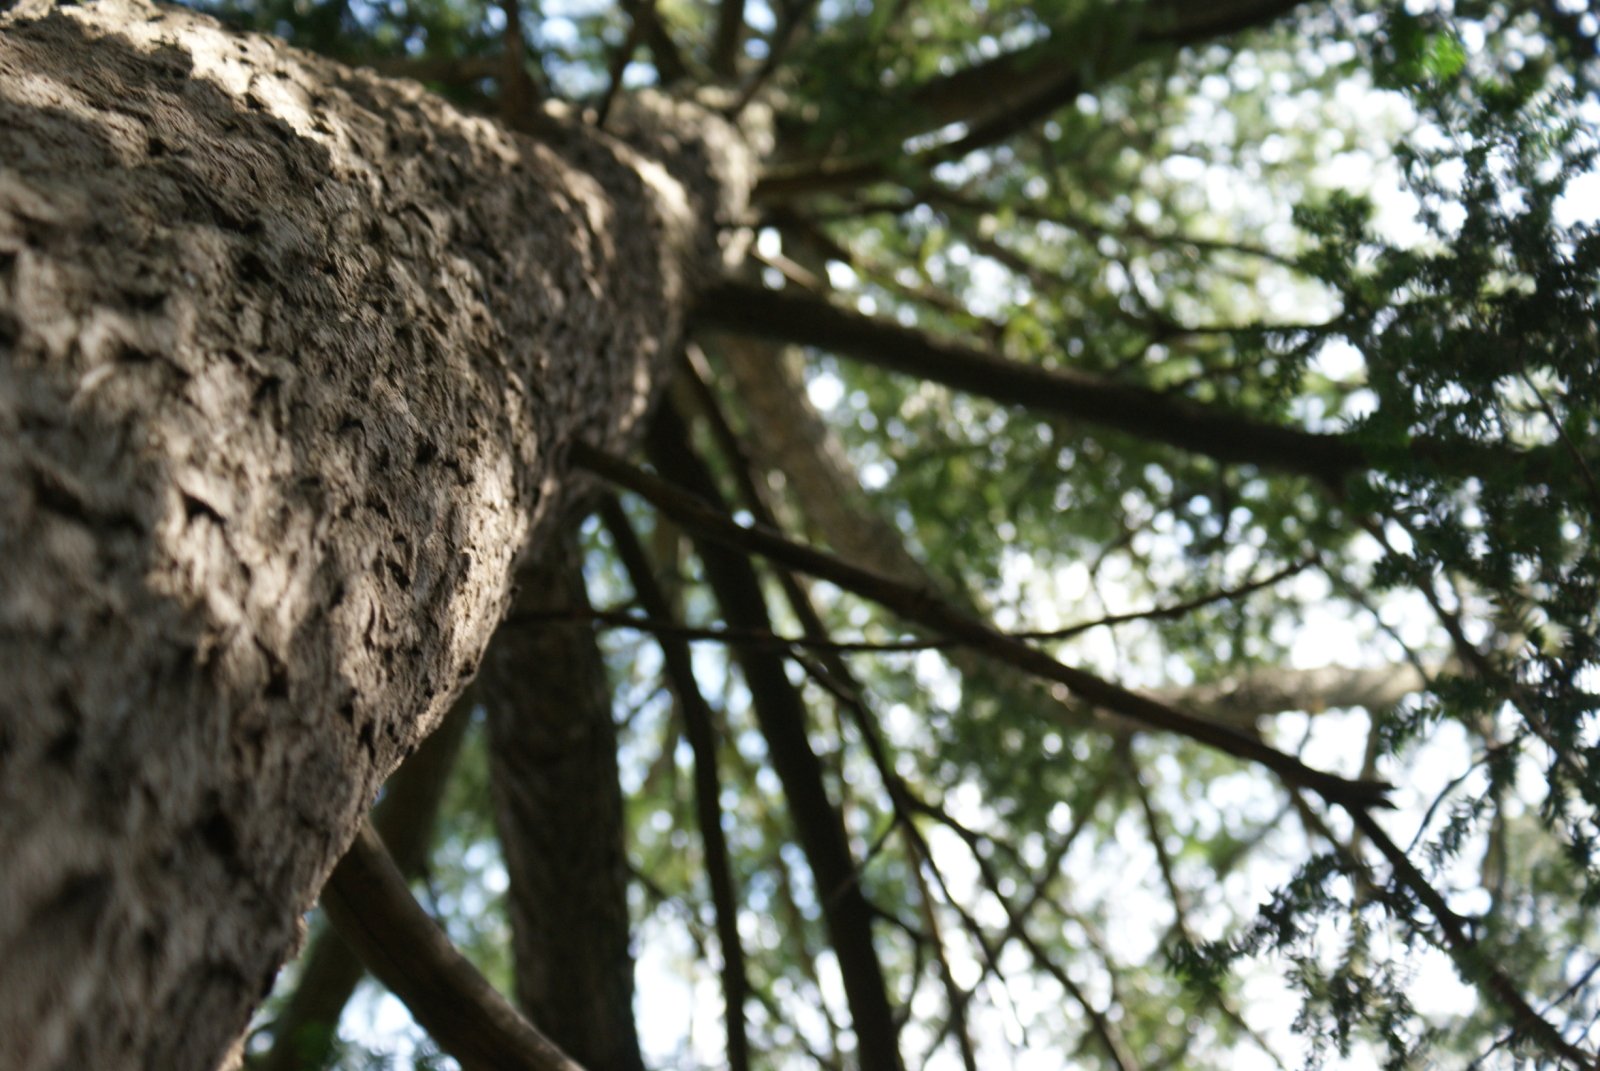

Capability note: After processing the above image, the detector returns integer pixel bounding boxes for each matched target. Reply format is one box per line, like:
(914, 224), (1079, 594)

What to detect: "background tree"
(2, 0), (1597, 1068)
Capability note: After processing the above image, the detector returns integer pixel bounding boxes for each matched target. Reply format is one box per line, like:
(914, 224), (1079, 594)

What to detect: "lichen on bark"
(0, 2), (750, 1067)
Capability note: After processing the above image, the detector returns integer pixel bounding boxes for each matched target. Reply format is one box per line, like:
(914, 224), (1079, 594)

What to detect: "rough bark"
(255, 693), (472, 1071)
(481, 522), (645, 1071)
(0, 3), (750, 1068)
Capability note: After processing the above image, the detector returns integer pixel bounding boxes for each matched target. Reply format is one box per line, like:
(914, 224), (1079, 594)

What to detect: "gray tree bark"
(255, 693), (472, 1071)
(0, 3), (750, 1068)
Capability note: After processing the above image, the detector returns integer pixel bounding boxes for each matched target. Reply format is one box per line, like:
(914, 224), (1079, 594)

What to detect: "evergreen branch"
(599, 497), (753, 1071)
(695, 282), (1364, 483)
(571, 440), (1394, 810)
(322, 824), (586, 1071)
(755, 0), (1310, 199)
(1346, 808), (1598, 1070)
(678, 357), (997, 1068)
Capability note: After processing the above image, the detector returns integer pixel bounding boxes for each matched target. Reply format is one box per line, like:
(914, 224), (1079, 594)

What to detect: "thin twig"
(522, 555), (1310, 651)
(573, 441), (1394, 809)
(322, 824), (586, 1071)
(600, 497), (753, 1071)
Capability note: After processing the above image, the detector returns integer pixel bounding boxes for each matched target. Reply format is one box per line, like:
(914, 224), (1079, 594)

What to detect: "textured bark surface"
(483, 523), (644, 1071)
(256, 695), (472, 1071)
(0, 3), (750, 1068)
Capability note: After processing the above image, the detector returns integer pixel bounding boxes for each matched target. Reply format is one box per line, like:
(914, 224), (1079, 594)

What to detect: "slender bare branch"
(599, 497), (753, 1071)
(643, 403), (907, 1071)
(321, 824), (586, 1071)
(572, 441), (1393, 809)
(709, 0), (745, 77)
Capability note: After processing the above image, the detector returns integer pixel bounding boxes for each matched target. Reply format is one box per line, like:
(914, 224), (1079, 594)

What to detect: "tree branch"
(358, 54), (503, 83)
(599, 497), (753, 1071)
(642, 402), (907, 1071)
(755, 0), (1311, 199)
(709, 0), (745, 77)
(572, 441), (1392, 810)
(697, 283), (1559, 487)
(321, 825), (586, 1071)
(729, 0), (820, 114)
(619, 0), (690, 85)
(1344, 808), (1597, 1069)
(696, 282), (1363, 483)
(500, 0), (540, 125)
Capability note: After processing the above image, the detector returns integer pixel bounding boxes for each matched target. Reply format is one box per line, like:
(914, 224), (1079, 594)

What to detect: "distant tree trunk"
(482, 520), (645, 1071)
(0, 3), (749, 1069)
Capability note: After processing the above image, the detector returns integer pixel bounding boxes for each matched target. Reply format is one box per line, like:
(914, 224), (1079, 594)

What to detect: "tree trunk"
(0, 3), (750, 1068)
(482, 521), (645, 1071)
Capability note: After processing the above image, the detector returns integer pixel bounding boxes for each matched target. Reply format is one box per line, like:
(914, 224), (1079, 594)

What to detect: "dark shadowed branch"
(599, 496), (753, 1071)
(754, 0), (1310, 199)
(695, 282), (1557, 488)
(619, 0), (689, 85)
(1341, 806), (1596, 1069)
(709, 0), (745, 76)
(321, 825), (586, 1071)
(643, 401), (908, 1071)
(572, 440), (1392, 809)
(695, 282), (1364, 483)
